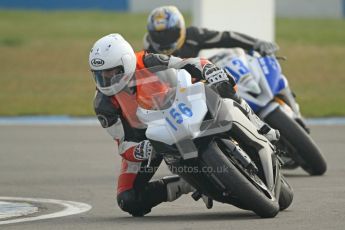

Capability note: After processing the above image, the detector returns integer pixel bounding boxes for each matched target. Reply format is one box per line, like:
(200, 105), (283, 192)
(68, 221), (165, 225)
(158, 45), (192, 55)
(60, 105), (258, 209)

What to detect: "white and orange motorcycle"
(116, 67), (293, 218)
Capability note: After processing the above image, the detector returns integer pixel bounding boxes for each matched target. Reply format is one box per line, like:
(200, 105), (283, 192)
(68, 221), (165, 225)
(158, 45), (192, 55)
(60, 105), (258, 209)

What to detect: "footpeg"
(202, 195), (213, 209)
(191, 190), (202, 201)
(191, 191), (213, 209)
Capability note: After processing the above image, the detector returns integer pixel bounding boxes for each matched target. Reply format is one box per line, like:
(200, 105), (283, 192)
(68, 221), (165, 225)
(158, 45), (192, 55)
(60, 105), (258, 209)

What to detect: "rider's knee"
(117, 189), (137, 213)
(117, 189), (151, 216)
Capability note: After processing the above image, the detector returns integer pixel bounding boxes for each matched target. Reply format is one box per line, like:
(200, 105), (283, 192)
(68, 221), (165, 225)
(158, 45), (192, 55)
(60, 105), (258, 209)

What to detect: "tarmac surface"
(0, 124), (345, 229)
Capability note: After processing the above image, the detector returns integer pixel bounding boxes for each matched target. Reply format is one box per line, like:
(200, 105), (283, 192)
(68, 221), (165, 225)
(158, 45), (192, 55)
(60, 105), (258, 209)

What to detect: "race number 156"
(165, 103), (193, 131)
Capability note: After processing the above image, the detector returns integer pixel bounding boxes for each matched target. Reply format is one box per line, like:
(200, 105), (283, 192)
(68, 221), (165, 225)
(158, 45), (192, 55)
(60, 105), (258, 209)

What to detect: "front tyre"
(279, 176), (293, 211)
(200, 141), (280, 218)
(265, 107), (327, 175)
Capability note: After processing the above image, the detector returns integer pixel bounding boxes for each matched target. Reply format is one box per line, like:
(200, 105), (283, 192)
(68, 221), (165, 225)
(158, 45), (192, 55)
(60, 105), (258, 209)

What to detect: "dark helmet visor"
(92, 66), (124, 88)
(149, 27), (181, 47)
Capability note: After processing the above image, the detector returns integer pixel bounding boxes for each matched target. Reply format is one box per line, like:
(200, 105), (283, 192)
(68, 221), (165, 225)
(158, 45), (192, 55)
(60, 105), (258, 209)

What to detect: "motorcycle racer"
(144, 5), (279, 57)
(89, 33), (279, 216)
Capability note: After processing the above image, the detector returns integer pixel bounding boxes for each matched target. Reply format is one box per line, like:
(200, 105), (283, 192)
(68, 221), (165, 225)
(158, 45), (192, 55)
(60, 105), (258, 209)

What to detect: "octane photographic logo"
(134, 164), (229, 174)
(91, 58), (105, 67)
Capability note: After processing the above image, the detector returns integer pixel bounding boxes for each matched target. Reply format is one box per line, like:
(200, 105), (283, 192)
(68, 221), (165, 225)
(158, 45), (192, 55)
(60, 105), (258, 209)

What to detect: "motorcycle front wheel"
(199, 140), (280, 218)
(278, 176), (294, 211)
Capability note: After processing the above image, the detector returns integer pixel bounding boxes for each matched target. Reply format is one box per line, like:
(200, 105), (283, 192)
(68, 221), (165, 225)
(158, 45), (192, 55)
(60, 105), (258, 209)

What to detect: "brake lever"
(146, 151), (153, 167)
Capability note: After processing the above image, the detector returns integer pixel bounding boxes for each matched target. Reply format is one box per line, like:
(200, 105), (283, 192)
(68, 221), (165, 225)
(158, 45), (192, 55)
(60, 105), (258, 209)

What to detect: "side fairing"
(210, 49), (289, 113)
(258, 56), (287, 95)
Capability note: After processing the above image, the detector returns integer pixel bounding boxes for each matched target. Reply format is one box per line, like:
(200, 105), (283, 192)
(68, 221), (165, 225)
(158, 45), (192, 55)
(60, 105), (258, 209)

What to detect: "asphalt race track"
(1, 124), (345, 229)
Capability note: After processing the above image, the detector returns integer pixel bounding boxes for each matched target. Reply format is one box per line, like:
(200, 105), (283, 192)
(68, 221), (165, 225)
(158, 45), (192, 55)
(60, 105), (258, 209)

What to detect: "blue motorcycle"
(210, 48), (327, 175)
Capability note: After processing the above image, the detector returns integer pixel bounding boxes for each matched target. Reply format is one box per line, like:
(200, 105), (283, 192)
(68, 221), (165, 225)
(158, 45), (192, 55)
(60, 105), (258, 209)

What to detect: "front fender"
(258, 101), (280, 119)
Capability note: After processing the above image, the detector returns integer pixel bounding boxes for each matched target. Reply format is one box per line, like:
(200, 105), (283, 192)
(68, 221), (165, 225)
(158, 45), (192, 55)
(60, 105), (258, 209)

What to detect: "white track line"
(0, 197), (92, 225)
(0, 201), (38, 219)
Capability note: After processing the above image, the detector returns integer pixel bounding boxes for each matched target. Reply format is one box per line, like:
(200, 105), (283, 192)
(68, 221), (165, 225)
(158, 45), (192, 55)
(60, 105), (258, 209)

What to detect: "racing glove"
(133, 140), (154, 161)
(203, 63), (239, 100)
(203, 64), (230, 85)
(253, 40), (279, 56)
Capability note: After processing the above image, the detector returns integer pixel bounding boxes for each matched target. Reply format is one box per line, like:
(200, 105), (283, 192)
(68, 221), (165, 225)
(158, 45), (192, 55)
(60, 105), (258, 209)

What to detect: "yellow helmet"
(147, 6), (186, 55)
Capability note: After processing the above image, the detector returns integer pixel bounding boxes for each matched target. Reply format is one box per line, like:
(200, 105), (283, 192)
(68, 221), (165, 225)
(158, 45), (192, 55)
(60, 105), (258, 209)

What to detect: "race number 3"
(225, 58), (250, 81)
(231, 59), (250, 75)
(166, 103), (193, 131)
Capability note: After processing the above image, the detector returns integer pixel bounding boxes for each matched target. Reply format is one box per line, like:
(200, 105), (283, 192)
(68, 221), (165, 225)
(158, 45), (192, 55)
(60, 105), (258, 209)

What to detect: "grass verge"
(0, 11), (344, 117)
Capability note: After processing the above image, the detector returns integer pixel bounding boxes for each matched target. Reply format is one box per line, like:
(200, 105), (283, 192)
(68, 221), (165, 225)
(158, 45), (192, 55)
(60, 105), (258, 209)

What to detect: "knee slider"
(117, 189), (152, 216)
(117, 189), (138, 213)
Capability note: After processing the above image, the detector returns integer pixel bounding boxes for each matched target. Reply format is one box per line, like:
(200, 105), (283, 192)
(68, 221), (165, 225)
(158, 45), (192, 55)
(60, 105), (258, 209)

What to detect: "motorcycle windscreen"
(135, 67), (178, 111)
(258, 56), (286, 95)
(112, 66), (178, 129)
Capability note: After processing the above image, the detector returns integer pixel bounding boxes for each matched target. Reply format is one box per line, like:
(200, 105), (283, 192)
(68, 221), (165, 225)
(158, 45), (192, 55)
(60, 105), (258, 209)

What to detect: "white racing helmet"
(89, 33), (136, 96)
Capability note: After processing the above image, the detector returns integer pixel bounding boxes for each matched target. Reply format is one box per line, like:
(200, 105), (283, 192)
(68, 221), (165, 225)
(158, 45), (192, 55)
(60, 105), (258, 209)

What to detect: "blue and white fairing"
(258, 56), (288, 98)
(210, 49), (289, 114)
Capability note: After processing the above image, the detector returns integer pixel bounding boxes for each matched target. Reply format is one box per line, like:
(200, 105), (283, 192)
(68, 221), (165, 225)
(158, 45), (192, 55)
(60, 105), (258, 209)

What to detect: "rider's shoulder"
(143, 52), (170, 67)
(186, 26), (218, 43)
(93, 90), (120, 128)
(93, 90), (119, 114)
(186, 26), (213, 36)
(186, 26), (200, 37)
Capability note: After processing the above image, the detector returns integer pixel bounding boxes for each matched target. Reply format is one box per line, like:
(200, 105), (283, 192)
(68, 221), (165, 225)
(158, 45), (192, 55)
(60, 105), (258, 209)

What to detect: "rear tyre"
(265, 107), (327, 175)
(200, 141), (280, 218)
